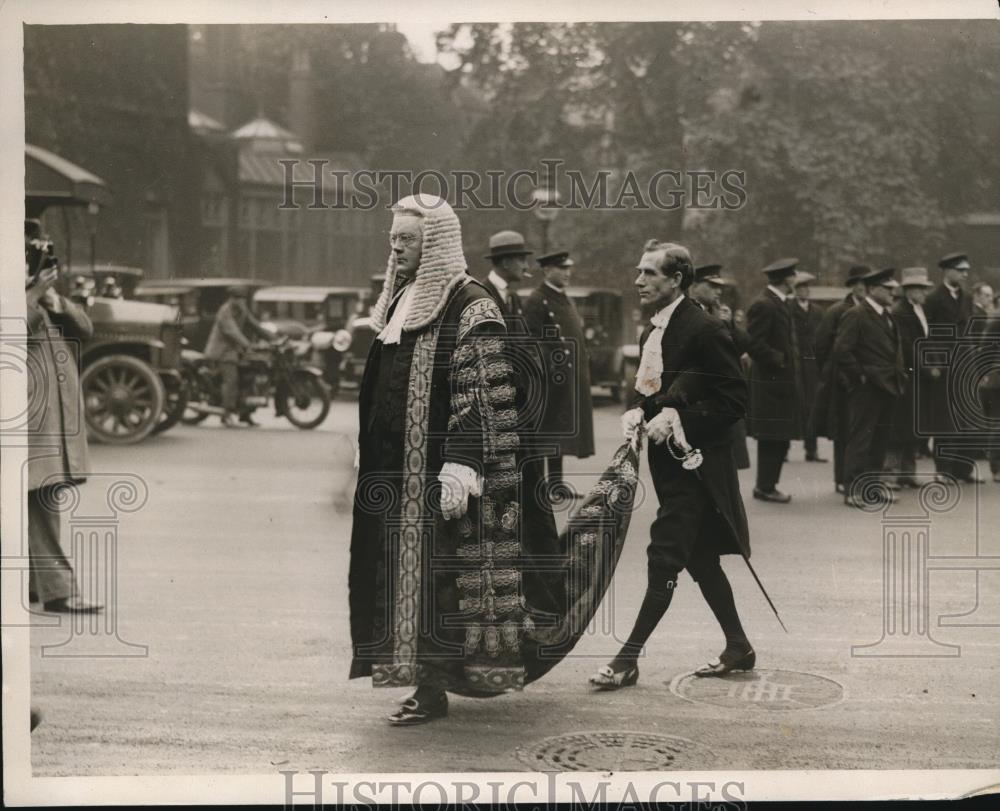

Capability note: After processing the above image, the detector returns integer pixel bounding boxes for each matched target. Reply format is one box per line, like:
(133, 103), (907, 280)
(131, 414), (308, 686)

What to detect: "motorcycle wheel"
(281, 372), (331, 429)
(152, 381), (189, 434)
(180, 378), (211, 425)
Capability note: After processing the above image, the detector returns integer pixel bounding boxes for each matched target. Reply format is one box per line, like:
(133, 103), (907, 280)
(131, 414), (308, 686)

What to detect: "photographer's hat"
(900, 267), (934, 288)
(938, 252), (970, 270)
(485, 230), (533, 260)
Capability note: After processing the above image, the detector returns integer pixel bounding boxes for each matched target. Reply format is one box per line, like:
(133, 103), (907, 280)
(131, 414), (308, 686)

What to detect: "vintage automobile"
(134, 277), (271, 351)
(516, 285), (629, 401)
(251, 285), (369, 396)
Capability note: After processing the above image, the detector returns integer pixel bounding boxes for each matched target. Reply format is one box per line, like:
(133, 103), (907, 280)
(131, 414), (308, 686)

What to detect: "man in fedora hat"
(887, 267), (935, 486)
(522, 249), (595, 496)
(745, 257), (805, 503)
(482, 230), (533, 323)
(923, 252), (982, 483)
(812, 264), (871, 492)
(791, 271), (827, 463)
(835, 268), (907, 507)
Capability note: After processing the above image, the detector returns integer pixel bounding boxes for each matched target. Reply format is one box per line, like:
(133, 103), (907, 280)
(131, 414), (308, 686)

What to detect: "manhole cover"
(669, 669), (844, 711)
(516, 731), (712, 771)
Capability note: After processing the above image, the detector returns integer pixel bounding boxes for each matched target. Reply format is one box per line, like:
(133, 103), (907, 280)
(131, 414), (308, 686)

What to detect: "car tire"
(81, 354), (166, 445)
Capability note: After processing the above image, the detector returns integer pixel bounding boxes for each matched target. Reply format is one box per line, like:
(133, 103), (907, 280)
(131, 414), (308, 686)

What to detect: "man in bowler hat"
(746, 258), (805, 503)
(812, 264), (870, 492)
(835, 268), (907, 507)
(522, 249), (595, 496)
(923, 253), (982, 483)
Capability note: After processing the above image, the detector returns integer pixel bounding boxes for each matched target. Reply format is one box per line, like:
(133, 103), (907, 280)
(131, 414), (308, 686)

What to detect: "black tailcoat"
(746, 288), (805, 441)
(632, 296), (750, 557)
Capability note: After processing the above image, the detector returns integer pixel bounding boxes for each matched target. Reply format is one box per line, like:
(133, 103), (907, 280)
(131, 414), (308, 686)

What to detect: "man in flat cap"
(745, 258), (805, 503)
(835, 268), (907, 507)
(482, 230), (533, 324)
(203, 285), (275, 426)
(522, 249), (595, 497)
(791, 271), (827, 463)
(812, 264), (870, 492)
(589, 240), (755, 689)
(923, 252), (981, 482)
(886, 268), (935, 487)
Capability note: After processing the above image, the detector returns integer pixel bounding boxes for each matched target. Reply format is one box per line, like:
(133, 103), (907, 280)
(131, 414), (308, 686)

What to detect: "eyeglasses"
(389, 232), (420, 248)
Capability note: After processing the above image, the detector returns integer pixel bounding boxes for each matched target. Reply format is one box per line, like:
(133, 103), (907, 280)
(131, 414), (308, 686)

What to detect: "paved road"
(29, 396), (1000, 775)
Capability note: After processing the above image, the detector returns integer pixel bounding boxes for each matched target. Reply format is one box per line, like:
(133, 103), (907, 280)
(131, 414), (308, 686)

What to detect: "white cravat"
(635, 295), (685, 396)
(913, 302), (929, 336)
(488, 270), (509, 303)
(377, 283), (415, 345)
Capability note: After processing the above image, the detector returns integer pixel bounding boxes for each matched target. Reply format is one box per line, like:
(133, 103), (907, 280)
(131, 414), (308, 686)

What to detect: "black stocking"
(611, 582), (675, 668)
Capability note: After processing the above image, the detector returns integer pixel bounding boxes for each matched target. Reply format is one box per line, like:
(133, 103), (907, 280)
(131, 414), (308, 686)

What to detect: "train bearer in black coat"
(746, 258), (806, 503)
(834, 267), (907, 508)
(589, 241), (755, 690)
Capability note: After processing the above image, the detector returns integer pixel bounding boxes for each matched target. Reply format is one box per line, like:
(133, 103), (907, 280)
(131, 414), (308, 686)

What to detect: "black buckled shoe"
(589, 662), (639, 691)
(387, 691), (448, 726)
(694, 647), (756, 677)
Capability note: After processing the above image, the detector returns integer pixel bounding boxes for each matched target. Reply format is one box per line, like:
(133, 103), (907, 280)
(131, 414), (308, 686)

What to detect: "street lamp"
(532, 187), (560, 255)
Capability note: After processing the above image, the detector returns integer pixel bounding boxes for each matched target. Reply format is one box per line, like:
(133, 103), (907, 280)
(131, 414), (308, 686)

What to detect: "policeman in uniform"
(522, 250), (595, 496)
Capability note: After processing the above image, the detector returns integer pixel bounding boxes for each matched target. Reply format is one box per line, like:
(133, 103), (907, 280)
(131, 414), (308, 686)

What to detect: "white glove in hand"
(438, 463), (483, 521)
(620, 407), (645, 439)
(647, 407), (690, 451)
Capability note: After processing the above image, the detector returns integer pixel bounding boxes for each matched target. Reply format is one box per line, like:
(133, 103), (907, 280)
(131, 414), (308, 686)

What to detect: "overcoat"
(745, 288), (804, 441)
(521, 283), (595, 458)
(834, 300), (906, 398)
(890, 299), (932, 444)
(26, 295), (92, 492)
(792, 300), (823, 426)
(633, 296), (750, 558)
(810, 293), (856, 439)
(922, 283), (973, 435)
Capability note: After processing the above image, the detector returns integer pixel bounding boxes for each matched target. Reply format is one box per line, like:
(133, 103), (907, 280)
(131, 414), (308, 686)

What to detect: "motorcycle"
(181, 336), (331, 430)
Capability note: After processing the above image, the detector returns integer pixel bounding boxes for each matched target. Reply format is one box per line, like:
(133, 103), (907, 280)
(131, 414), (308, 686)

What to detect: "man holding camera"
(24, 221), (102, 614)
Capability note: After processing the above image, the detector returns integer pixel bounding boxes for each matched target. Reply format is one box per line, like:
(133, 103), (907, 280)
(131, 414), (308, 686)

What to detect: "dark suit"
(889, 299), (931, 479)
(834, 299), (906, 494)
(812, 293), (862, 485)
(923, 283), (974, 477)
(792, 300), (823, 457)
(746, 288), (804, 491)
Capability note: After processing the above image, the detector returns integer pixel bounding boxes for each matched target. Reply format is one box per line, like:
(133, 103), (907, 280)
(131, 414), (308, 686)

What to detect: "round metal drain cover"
(516, 731), (711, 772)
(670, 669), (844, 711)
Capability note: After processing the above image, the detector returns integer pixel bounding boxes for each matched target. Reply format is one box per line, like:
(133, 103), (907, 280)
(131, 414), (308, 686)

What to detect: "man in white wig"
(349, 194), (543, 725)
